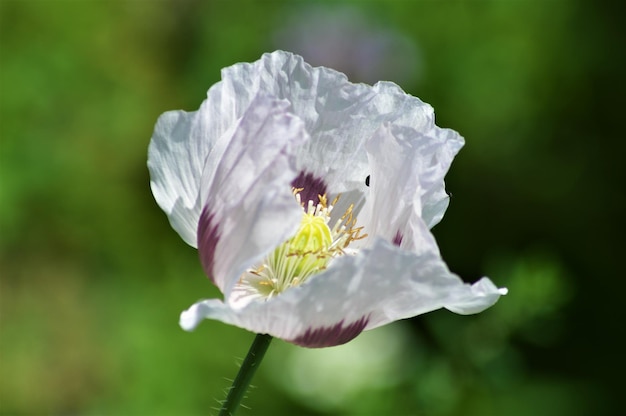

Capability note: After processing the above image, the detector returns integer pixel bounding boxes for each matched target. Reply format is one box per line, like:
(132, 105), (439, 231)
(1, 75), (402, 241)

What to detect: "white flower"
(148, 51), (507, 348)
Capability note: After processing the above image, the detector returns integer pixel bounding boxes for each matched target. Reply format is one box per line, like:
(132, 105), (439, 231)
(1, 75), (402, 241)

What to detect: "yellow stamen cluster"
(246, 191), (366, 299)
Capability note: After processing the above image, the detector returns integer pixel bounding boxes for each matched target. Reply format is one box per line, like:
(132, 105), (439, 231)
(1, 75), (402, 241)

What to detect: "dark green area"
(1, 1), (623, 415)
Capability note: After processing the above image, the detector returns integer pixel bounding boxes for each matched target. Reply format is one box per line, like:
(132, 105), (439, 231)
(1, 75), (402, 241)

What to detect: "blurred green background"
(1, 1), (624, 415)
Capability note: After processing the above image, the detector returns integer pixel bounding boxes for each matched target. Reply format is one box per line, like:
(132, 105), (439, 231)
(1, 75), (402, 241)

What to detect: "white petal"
(148, 77), (250, 247)
(204, 52), (457, 224)
(358, 122), (464, 251)
(220, 53), (439, 202)
(222, 51), (375, 198)
(356, 239), (506, 328)
(443, 277), (508, 315)
(358, 124), (425, 250)
(370, 81), (435, 130)
(150, 52), (459, 246)
(181, 238), (505, 348)
(365, 83), (463, 229)
(148, 110), (206, 247)
(419, 127), (464, 228)
(196, 95), (309, 294)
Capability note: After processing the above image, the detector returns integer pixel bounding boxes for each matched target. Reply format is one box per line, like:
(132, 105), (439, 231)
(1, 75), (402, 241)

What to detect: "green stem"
(218, 333), (273, 416)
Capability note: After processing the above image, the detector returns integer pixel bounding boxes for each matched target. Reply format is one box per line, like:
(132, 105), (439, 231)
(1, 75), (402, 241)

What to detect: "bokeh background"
(2, 1), (624, 415)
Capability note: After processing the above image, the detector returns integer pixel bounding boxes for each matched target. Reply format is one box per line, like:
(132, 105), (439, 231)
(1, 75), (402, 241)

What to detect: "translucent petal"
(419, 127), (464, 228)
(196, 95), (309, 294)
(148, 110), (206, 247)
(358, 123), (464, 250)
(365, 83), (464, 229)
(370, 81), (435, 130)
(221, 51), (375, 200)
(180, 238), (505, 347)
(218, 52), (449, 220)
(358, 124), (425, 250)
(148, 78), (249, 247)
(149, 52), (460, 246)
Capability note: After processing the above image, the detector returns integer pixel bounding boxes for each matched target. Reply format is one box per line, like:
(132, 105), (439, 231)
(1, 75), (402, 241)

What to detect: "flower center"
(291, 213), (332, 253)
(266, 211), (333, 292)
(242, 192), (366, 299)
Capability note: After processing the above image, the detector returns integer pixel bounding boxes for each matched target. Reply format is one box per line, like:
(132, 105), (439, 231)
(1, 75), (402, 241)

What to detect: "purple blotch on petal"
(197, 207), (220, 284)
(291, 171), (327, 208)
(290, 316), (370, 348)
(392, 230), (403, 246)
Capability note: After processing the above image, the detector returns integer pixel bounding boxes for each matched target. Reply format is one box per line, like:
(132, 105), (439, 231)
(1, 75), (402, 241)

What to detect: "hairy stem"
(218, 333), (273, 416)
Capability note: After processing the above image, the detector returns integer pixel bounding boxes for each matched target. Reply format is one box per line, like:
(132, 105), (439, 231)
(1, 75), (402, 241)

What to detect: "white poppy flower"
(148, 51), (507, 348)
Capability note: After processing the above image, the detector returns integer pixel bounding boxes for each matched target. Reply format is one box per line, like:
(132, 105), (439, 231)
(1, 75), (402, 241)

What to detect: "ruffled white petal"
(221, 51), (375, 211)
(148, 110), (206, 246)
(181, 237), (505, 347)
(358, 123), (464, 250)
(443, 277), (508, 315)
(196, 95), (309, 294)
(218, 52), (452, 221)
(358, 123), (424, 250)
(418, 127), (464, 228)
(369, 81), (435, 131)
(150, 51), (461, 246)
(148, 76), (253, 247)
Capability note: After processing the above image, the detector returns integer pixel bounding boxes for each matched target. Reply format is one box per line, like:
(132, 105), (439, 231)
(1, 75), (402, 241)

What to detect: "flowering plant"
(148, 50), (506, 413)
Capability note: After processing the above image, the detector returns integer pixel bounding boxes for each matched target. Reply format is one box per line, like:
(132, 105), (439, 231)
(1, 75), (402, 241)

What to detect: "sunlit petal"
(181, 238), (503, 347)
(196, 95), (309, 293)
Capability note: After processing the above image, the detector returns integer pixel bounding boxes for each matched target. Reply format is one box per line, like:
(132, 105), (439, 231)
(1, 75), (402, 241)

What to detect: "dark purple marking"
(197, 207), (221, 284)
(291, 171), (327, 208)
(290, 316), (370, 348)
(392, 230), (403, 246)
